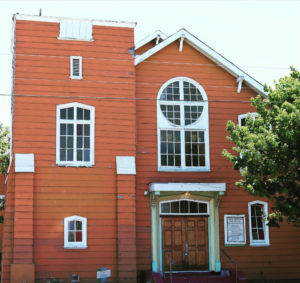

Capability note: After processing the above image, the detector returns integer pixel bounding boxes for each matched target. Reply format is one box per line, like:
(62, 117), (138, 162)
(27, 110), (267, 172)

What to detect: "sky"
(0, 1), (299, 127)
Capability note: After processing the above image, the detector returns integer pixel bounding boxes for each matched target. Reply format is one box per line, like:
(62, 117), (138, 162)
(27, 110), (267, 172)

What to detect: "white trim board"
(15, 14), (136, 28)
(135, 28), (267, 98)
(149, 183), (226, 192)
(135, 30), (167, 50)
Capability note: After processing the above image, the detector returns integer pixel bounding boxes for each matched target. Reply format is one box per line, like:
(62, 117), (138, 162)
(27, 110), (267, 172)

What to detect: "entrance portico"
(149, 183), (225, 273)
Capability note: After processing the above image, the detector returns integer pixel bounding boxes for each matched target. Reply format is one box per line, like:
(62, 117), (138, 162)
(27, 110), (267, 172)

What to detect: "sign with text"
(97, 268), (111, 282)
(224, 215), (246, 245)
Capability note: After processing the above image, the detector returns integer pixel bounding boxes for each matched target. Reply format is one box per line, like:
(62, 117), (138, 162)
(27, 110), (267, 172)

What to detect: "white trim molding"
(15, 14), (136, 28)
(248, 200), (270, 247)
(135, 30), (167, 50)
(224, 214), (246, 245)
(149, 183), (226, 192)
(236, 76), (245, 93)
(56, 102), (95, 167)
(135, 28), (267, 98)
(64, 215), (87, 249)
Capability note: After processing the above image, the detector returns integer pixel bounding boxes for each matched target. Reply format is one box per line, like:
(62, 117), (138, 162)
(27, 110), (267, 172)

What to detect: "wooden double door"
(162, 217), (209, 271)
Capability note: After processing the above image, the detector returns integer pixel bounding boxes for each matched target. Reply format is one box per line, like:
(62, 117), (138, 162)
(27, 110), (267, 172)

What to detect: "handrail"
(221, 250), (238, 283)
(162, 249), (173, 283)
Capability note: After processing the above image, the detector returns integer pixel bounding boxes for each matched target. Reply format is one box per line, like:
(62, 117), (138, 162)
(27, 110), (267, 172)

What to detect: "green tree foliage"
(0, 123), (9, 223)
(223, 68), (300, 228)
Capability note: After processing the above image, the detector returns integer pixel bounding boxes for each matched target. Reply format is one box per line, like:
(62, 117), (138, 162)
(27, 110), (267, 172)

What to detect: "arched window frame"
(56, 102), (95, 167)
(160, 199), (210, 215)
(157, 77), (210, 172)
(248, 200), (270, 246)
(64, 215), (87, 249)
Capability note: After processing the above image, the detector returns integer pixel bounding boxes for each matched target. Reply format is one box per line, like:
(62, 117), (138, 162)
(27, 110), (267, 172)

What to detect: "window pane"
(68, 221), (75, 230)
(84, 137), (90, 149)
(175, 155), (181, 166)
(67, 124), (74, 135)
(174, 131), (180, 142)
(77, 150), (83, 161)
(60, 137), (66, 149)
(199, 144), (205, 154)
(199, 203), (207, 213)
(84, 150), (90, 162)
(183, 81), (203, 101)
(251, 217), (257, 228)
(185, 144), (191, 154)
(251, 205), (256, 215)
(160, 82), (180, 101)
(60, 124), (66, 135)
(252, 229), (258, 240)
(241, 118), (246, 127)
(76, 231), (82, 242)
(60, 109), (66, 119)
(192, 144), (198, 154)
(199, 156), (205, 166)
(84, 109), (90, 120)
(68, 231), (75, 242)
(67, 149), (73, 161)
(77, 108), (83, 120)
(76, 221), (82, 230)
(168, 155), (174, 166)
(185, 131), (191, 142)
(192, 132), (197, 142)
(258, 229), (265, 240)
(168, 131), (173, 141)
(161, 130), (180, 167)
(77, 124), (83, 136)
(77, 137), (83, 148)
(171, 201), (179, 213)
(186, 155), (191, 166)
(161, 131), (167, 141)
(198, 132), (205, 142)
(60, 149), (66, 161)
(185, 131), (205, 167)
(180, 201), (188, 213)
(161, 203), (170, 213)
(184, 105), (203, 125)
(161, 142), (167, 154)
(84, 125), (90, 136)
(67, 137), (73, 148)
(67, 107), (74, 120)
(257, 217), (263, 228)
(161, 155), (167, 166)
(192, 155), (199, 166)
(190, 202), (198, 213)
(168, 143), (174, 153)
(175, 143), (181, 154)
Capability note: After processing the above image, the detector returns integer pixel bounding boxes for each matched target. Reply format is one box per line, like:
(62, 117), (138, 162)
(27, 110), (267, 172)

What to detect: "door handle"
(183, 244), (189, 256)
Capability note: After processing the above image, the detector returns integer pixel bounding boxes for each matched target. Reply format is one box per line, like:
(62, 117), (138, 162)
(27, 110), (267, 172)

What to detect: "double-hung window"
(157, 77), (210, 171)
(248, 201), (270, 246)
(64, 215), (87, 249)
(56, 102), (95, 166)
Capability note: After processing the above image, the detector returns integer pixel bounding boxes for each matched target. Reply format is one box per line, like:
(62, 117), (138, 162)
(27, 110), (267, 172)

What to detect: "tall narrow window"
(248, 201), (270, 246)
(157, 77), (210, 171)
(70, 56), (82, 79)
(64, 215), (87, 249)
(56, 102), (95, 166)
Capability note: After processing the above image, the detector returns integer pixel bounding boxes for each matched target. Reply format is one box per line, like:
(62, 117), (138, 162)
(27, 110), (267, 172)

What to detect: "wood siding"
(135, 41), (300, 281)
(3, 20), (136, 283)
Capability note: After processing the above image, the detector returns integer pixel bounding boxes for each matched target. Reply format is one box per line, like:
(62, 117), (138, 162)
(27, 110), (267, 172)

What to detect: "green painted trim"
(152, 261), (158, 272)
(225, 244), (246, 247)
(159, 216), (162, 272)
(215, 260), (221, 272)
(208, 216), (212, 271)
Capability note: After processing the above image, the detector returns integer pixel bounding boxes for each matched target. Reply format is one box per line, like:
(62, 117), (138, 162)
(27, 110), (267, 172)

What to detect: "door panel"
(162, 217), (209, 271)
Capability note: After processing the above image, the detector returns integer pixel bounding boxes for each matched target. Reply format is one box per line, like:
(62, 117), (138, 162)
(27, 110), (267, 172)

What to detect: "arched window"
(160, 199), (210, 215)
(56, 102), (95, 166)
(157, 77), (210, 171)
(248, 201), (270, 246)
(64, 215), (87, 249)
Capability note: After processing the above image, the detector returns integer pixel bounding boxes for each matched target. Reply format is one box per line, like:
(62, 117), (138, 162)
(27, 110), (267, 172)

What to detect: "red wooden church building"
(2, 14), (300, 283)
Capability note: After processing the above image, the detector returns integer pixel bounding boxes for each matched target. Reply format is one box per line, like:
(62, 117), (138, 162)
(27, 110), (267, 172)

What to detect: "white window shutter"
(59, 20), (93, 41)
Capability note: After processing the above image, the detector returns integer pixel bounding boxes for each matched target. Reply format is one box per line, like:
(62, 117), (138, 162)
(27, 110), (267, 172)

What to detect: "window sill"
(250, 243), (270, 247)
(57, 163), (94, 167)
(64, 245), (88, 249)
(57, 37), (94, 42)
(225, 244), (246, 247)
(157, 168), (211, 172)
(70, 76), (83, 80)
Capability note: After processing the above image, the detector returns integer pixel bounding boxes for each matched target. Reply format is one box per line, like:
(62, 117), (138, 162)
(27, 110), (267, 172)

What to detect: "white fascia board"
(149, 183), (226, 192)
(135, 30), (168, 50)
(15, 14), (136, 28)
(135, 28), (268, 98)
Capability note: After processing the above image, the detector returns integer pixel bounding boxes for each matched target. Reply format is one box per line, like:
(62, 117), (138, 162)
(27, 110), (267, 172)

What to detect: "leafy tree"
(222, 67), (300, 228)
(0, 123), (9, 223)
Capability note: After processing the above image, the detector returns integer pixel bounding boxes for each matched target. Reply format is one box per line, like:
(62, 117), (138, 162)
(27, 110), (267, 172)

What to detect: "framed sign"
(224, 215), (246, 245)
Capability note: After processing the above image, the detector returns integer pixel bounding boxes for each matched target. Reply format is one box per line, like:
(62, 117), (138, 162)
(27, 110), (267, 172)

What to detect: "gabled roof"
(135, 28), (267, 98)
(135, 30), (168, 50)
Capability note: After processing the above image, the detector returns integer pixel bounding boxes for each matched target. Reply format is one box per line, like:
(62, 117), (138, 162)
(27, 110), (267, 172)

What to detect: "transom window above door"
(56, 102), (95, 167)
(157, 77), (210, 172)
(160, 200), (210, 215)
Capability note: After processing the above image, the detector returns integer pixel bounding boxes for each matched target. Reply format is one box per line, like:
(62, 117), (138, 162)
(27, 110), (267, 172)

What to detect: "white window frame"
(0, 195), (5, 208)
(70, 56), (83, 80)
(238, 112), (258, 126)
(64, 215), (87, 249)
(248, 200), (270, 247)
(159, 199), (210, 215)
(56, 102), (95, 167)
(224, 214), (246, 245)
(157, 77), (210, 172)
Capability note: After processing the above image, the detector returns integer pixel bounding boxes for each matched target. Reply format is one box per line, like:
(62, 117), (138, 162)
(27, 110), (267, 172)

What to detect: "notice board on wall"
(224, 215), (246, 245)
